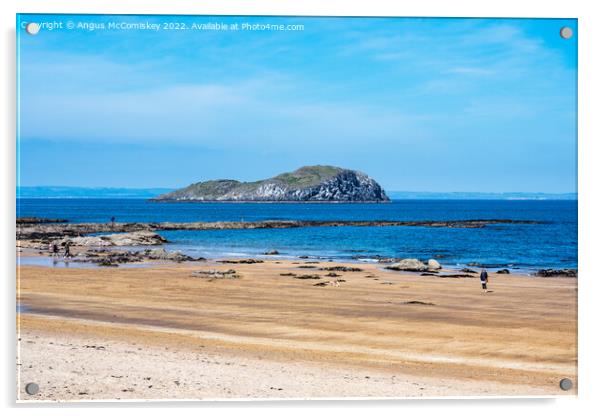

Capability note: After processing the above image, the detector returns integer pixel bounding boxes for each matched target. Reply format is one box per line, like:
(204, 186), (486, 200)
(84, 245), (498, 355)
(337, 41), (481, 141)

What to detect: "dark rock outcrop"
(71, 248), (203, 267)
(401, 300), (435, 306)
(420, 272), (475, 278)
(17, 219), (543, 245)
(294, 274), (322, 280)
(320, 266), (363, 272)
(16, 217), (68, 224)
(191, 269), (240, 280)
(534, 269), (577, 278)
(217, 259), (264, 264)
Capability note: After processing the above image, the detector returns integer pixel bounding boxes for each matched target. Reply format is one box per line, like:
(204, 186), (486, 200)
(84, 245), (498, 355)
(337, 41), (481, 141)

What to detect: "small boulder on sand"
(191, 269), (240, 280)
(145, 248), (194, 262)
(386, 259), (428, 272)
(427, 259), (442, 270)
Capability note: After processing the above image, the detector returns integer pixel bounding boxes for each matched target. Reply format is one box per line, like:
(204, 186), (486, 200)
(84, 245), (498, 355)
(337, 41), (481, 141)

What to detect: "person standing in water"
(480, 268), (489, 293)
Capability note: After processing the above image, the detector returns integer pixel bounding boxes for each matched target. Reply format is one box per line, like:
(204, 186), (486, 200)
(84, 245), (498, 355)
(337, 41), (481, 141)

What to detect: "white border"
(2, 0), (601, 414)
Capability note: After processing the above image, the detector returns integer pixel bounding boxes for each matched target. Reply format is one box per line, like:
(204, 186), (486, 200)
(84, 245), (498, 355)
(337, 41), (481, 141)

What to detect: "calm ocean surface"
(17, 199), (577, 271)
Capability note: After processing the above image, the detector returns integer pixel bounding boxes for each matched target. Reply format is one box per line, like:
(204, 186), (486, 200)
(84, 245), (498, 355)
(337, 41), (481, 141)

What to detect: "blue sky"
(17, 15), (577, 192)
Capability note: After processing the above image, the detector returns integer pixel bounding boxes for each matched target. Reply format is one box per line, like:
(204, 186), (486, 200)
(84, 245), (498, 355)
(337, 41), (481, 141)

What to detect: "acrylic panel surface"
(16, 14), (577, 401)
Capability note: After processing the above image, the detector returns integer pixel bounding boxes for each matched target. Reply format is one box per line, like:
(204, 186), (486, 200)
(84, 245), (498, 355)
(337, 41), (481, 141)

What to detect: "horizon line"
(15, 186), (577, 198)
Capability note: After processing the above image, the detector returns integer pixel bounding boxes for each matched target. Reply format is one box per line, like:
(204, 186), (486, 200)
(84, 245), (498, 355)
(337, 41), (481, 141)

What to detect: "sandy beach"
(16, 258), (577, 401)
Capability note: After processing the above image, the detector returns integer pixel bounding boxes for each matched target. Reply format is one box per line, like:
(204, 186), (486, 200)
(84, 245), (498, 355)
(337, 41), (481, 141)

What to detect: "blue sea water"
(17, 198), (577, 271)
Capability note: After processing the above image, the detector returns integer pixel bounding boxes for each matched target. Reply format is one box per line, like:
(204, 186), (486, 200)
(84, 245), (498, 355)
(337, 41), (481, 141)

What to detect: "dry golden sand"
(16, 260), (577, 400)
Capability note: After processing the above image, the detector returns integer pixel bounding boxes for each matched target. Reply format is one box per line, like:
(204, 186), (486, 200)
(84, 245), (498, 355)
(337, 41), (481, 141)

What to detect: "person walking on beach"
(49, 242), (59, 257)
(480, 268), (489, 293)
(63, 242), (72, 259)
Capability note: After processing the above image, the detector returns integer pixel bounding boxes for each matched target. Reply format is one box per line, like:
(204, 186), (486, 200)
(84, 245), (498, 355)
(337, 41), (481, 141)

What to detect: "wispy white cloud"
(445, 66), (495, 76)
(337, 20), (570, 88)
(21, 73), (429, 149)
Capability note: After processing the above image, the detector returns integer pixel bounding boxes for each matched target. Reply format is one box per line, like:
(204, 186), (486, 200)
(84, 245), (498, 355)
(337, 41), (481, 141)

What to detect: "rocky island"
(153, 165), (390, 202)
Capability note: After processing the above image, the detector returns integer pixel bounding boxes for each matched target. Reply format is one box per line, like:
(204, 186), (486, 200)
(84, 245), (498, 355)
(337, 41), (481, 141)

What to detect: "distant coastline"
(386, 191), (578, 201)
(17, 186), (577, 200)
(17, 187), (174, 199)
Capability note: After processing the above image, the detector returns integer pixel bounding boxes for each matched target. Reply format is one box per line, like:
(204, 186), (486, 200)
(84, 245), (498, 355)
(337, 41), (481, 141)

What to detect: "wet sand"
(16, 260), (577, 400)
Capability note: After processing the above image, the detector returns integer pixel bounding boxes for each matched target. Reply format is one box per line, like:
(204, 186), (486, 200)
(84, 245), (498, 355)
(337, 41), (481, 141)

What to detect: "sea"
(17, 198), (578, 273)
